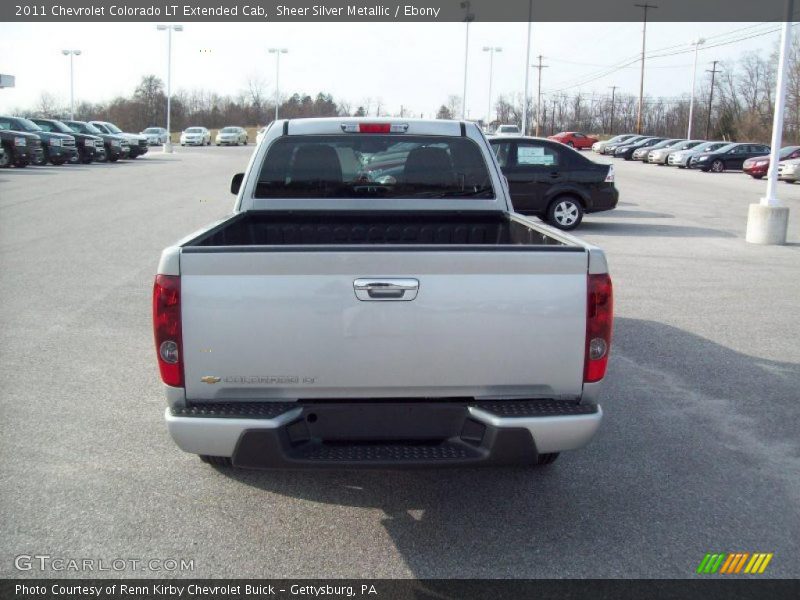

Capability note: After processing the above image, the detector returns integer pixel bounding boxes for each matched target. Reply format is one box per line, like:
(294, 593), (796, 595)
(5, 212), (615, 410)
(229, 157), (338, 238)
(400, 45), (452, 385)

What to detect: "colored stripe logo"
(696, 553), (773, 574)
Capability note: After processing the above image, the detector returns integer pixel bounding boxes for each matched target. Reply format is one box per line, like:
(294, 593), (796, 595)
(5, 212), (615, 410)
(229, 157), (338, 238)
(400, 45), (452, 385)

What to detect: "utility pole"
(533, 55), (548, 136)
(705, 60), (721, 139)
(635, 3), (657, 134)
(460, 2), (474, 120)
(608, 85), (618, 134)
(521, 0), (533, 135)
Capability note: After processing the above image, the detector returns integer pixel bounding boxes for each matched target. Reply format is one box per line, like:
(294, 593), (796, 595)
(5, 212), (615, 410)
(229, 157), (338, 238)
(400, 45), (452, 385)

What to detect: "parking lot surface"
(1, 148), (798, 578)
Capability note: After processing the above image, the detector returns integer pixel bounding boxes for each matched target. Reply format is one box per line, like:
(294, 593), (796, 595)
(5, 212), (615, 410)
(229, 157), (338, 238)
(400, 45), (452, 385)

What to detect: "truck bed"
(184, 211), (572, 249)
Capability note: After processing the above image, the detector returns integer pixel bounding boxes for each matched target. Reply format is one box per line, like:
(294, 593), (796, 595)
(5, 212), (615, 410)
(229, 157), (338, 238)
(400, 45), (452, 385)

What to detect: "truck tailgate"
(179, 249), (588, 401)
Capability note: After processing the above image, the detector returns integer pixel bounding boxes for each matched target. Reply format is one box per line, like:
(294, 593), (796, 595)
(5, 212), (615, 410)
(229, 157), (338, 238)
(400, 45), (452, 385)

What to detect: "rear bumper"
(165, 399), (602, 468)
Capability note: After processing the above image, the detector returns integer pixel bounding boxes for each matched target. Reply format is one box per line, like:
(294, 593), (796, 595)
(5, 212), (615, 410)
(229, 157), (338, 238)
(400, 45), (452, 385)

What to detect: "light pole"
(61, 50), (81, 120)
(745, 0), (793, 245)
(483, 46), (502, 129)
(156, 24), (183, 153)
(269, 48), (288, 121)
(687, 37), (705, 139)
(460, 2), (474, 120)
(635, 3), (657, 134)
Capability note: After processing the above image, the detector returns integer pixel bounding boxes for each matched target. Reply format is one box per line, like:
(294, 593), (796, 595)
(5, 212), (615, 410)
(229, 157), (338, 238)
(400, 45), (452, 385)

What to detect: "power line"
(547, 22), (791, 94)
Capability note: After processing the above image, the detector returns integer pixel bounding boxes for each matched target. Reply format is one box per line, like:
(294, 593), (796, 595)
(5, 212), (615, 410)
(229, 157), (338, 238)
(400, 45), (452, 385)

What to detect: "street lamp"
(61, 50), (81, 120)
(156, 24), (183, 153)
(460, 2), (474, 120)
(687, 37), (705, 139)
(483, 46), (502, 128)
(268, 48), (288, 121)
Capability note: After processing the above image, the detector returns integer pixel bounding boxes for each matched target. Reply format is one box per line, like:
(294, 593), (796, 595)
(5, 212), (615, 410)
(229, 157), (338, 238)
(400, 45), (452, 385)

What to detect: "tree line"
(16, 39), (800, 144)
(435, 38), (800, 144)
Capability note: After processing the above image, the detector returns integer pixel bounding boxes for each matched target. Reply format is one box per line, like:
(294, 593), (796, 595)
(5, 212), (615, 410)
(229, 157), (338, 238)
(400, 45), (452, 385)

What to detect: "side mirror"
(230, 172), (244, 195)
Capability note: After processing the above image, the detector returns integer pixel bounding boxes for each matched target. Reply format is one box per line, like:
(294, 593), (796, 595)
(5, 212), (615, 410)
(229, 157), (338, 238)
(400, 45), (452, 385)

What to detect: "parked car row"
(0, 115), (150, 167)
(156, 126), (249, 147)
(591, 132), (799, 181)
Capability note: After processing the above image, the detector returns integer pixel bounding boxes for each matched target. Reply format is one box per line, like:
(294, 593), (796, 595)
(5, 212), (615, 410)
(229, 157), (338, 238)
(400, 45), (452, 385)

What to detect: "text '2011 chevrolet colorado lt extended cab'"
(155, 118), (613, 469)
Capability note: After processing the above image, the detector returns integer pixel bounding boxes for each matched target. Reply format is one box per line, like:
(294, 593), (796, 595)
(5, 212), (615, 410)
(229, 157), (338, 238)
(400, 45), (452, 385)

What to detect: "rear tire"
(751, 174), (763, 179)
(200, 455), (233, 468)
(546, 196), (584, 230)
(567, 141), (574, 148)
(535, 453), (560, 465)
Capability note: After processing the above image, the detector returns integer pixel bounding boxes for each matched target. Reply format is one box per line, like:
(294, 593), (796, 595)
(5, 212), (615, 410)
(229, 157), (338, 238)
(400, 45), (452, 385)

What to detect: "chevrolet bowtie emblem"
(200, 376), (221, 384)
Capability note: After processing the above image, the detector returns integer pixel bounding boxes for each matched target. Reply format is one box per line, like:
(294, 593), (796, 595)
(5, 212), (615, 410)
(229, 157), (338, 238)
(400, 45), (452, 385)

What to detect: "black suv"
(62, 120), (129, 162)
(2, 115), (78, 165)
(31, 118), (103, 164)
(0, 116), (44, 167)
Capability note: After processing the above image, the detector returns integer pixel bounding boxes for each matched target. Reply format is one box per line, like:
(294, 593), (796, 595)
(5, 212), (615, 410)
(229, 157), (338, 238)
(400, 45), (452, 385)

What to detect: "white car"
(180, 127), (211, 146)
(215, 126), (248, 146)
(777, 158), (800, 183)
(494, 124), (520, 135)
(141, 127), (169, 145)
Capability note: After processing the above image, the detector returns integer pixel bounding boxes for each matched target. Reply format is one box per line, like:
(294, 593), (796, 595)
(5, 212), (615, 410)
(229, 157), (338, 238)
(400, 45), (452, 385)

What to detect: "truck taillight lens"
(153, 275), (183, 387)
(584, 273), (613, 383)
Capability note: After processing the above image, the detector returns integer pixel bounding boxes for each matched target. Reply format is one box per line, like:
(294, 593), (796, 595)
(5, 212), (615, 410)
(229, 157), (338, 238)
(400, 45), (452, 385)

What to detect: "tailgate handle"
(354, 278), (419, 301)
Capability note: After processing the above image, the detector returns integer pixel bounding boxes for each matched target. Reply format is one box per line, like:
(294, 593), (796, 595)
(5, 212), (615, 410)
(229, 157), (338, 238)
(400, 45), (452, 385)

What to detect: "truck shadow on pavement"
(215, 318), (800, 578)
(579, 221), (736, 238)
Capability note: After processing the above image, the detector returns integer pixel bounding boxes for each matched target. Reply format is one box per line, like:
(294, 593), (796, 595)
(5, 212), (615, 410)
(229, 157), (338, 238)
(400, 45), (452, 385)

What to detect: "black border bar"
(2, 579), (800, 600)
(3, 0), (797, 23)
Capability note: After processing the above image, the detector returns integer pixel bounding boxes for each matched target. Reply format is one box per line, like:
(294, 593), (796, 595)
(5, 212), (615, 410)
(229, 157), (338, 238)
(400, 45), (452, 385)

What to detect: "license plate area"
(287, 401), (470, 443)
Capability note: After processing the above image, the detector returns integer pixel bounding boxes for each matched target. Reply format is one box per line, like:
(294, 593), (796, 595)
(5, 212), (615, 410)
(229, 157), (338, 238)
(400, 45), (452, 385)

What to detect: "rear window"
(186, 128), (204, 133)
(254, 135), (494, 199)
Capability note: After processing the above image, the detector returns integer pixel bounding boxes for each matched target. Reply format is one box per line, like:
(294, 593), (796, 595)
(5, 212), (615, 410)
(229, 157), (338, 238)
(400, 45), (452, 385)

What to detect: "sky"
(0, 21), (785, 120)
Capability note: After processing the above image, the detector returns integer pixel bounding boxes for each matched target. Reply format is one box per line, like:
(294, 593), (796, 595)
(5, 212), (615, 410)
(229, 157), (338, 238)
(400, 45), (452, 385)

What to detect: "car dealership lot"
(1, 148), (798, 578)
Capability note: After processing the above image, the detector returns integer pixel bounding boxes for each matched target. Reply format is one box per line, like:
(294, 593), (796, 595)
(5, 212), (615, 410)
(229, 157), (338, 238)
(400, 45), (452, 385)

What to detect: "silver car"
(180, 127), (211, 146)
(777, 158), (800, 182)
(648, 140), (704, 165)
(667, 141), (728, 168)
(215, 126), (248, 146)
(141, 127), (169, 145)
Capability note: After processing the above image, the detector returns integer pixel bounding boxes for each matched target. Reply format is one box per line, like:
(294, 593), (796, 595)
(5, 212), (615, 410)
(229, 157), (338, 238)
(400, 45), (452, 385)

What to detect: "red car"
(743, 145), (800, 179)
(548, 131), (598, 150)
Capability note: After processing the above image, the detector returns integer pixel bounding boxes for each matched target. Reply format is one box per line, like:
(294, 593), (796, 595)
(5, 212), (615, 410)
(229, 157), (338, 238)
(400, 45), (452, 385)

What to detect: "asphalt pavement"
(0, 147), (798, 578)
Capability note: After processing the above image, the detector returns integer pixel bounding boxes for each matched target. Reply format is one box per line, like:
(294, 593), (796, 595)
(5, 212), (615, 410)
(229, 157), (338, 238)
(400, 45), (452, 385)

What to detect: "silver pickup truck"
(154, 118), (613, 468)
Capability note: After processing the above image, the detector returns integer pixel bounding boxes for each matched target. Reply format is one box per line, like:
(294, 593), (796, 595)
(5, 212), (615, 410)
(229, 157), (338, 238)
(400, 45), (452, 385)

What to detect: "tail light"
(584, 273), (613, 383)
(341, 123), (409, 133)
(604, 165), (615, 183)
(153, 275), (183, 387)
